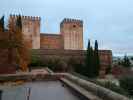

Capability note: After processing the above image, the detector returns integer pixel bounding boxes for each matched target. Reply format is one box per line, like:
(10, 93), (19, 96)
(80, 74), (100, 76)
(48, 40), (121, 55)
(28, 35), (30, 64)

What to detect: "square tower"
(9, 15), (41, 49)
(60, 18), (83, 50)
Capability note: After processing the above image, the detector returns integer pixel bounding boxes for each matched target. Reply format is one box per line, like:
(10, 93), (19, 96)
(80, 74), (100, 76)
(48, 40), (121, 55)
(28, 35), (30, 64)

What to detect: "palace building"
(0, 15), (112, 76)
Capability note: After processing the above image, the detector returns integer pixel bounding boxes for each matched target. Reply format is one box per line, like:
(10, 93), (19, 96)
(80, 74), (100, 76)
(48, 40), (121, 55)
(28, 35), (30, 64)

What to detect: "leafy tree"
(9, 15), (30, 72)
(0, 16), (4, 32)
(122, 55), (131, 68)
(44, 57), (67, 72)
(30, 50), (45, 67)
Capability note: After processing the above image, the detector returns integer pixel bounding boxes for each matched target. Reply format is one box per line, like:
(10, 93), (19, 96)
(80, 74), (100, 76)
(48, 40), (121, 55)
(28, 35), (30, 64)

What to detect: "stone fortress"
(9, 15), (84, 50)
(9, 15), (112, 77)
(9, 15), (41, 49)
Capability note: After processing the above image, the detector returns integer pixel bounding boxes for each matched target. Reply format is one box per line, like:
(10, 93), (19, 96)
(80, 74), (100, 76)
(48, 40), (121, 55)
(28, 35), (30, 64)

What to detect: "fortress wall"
(40, 34), (63, 49)
(60, 18), (83, 50)
(9, 15), (41, 49)
(35, 49), (112, 77)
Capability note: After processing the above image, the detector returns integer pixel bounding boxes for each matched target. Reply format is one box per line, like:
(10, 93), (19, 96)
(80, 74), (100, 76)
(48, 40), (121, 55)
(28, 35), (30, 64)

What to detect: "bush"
(43, 57), (67, 72)
(103, 81), (127, 96)
(29, 50), (45, 67)
(67, 57), (85, 74)
(72, 72), (128, 96)
(30, 55), (45, 67)
(119, 76), (133, 96)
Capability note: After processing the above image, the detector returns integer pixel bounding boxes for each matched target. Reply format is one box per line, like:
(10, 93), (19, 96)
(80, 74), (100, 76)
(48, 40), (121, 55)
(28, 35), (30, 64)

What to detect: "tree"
(68, 57), (85, 73)
(85, 40), (101, 78)
(85, 39), (95, 78)
(120, 76), (133, 96)
(0, 16), (4, 32)
(14, 15), (30, 71)
(93, 40), (100, 77)
(122, 55), (131, 68)
(130, 57), (133, 61)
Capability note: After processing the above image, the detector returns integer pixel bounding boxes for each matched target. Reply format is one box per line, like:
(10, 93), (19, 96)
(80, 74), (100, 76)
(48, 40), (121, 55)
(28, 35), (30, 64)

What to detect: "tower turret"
(60, 18), (83, 50)
(9, 15), (41, 49)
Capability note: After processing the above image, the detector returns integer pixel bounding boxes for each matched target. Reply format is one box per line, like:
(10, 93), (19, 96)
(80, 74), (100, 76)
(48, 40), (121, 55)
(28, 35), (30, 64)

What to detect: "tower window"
(73, 25), (76, 28)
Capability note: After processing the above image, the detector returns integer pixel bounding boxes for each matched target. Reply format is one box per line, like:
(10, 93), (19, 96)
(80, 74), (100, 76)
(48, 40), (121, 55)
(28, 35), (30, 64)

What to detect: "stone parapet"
(65, 74), (129, 100)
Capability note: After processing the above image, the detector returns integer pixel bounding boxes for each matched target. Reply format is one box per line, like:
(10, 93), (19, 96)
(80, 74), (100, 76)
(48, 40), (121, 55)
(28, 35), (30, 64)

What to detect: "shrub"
(119, 76), (133, 96)
(103, 81), (127, 96)
(67, 57), (85, 74)
(29, 50), (45, 67)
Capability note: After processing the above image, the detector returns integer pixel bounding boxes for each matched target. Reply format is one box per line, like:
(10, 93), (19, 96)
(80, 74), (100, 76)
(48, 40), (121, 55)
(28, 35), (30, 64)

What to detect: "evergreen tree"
(0, 16), (4, 32)
(93, 40), (100, 77)
(85, 39), (95, 78)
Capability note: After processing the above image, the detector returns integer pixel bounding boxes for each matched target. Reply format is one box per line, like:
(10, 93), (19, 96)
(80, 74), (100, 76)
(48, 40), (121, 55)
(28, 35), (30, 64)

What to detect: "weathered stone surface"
(40, 34), (63, 49)
(0, 32), (16, 74)
(0, 72), (129, 100)
(60, 18), (83, 50)
(65, 74), (129, 100)
(9, 15), (40, 49)
(35, 49), (112, 76)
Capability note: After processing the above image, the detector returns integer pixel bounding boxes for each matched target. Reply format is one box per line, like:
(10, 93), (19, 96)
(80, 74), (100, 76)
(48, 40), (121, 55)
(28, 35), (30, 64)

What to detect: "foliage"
(67, 57), (85, 74)
(85, 39), (101, 78)
(131, 57), (133, 61)
(93, 40), (100, 76)
(122, 55), (131, 67)
(71, 72), (127, 96)
(102, 81), (127, 96)
(30, 53), (67, 72)
(0, 16), (4, 32)
(30, 50), (45, 67)
(46, 57), (67, 72)
(117, 55), (131, 68)
(119, 76), (133, 96)
(85, 40), (94, 77)
(8, 15), (30, 71)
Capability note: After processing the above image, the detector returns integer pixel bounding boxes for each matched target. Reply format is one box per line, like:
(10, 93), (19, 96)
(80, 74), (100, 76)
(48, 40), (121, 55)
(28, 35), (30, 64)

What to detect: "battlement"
(10, 14), (41, 21)
(60, 18), (83, 27)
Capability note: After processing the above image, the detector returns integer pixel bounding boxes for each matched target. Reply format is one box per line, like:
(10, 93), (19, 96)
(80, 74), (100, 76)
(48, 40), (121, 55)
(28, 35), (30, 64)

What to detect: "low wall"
(65, 74), (128, 100)
(0, 73), (65, 82)
(0, 72), (129, 100)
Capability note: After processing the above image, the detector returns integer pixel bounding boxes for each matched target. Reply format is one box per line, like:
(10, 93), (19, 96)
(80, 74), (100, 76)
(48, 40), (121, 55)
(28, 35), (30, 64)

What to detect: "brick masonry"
(40, 34), (63, 49)
(36, 49), (112, 77)
(0, 16), (112, 75)
(0, 32), (16, 74)
(9, 15), (40, 49)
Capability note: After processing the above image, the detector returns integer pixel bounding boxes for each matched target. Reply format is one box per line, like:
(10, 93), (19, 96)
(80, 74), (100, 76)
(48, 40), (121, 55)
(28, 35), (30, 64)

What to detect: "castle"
(9, 15), (84, 50)
(0, 15), (112, 77)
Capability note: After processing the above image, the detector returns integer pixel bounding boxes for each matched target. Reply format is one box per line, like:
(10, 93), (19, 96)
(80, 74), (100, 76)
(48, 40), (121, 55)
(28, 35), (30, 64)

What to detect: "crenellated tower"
(60, 18), (83, 50)
(9, 15), (41, 49)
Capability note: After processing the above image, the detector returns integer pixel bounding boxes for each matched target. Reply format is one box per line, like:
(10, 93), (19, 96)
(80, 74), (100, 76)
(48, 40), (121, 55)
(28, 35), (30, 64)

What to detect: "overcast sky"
(0, 0), (133, 56)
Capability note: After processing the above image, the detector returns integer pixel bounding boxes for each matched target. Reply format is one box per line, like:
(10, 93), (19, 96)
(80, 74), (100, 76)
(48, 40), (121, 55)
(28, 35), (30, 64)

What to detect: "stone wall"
(0, 32), (16, 74)
(35, 49), (112, 76)
(9, 15), (41, 49)
(0, 72), (128, 100)
(40, 34), (63, 49)
(65, 74), (129, 100)
(60, 18), (83, 50)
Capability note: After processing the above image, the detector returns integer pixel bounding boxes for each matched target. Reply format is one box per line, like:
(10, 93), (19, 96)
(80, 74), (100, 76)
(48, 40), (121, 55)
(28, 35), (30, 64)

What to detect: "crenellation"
(9, 14), (41, 49)
(61, 18), (83, 27)
(60, 18), (83, 50)
(13, 15), (39, 21)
